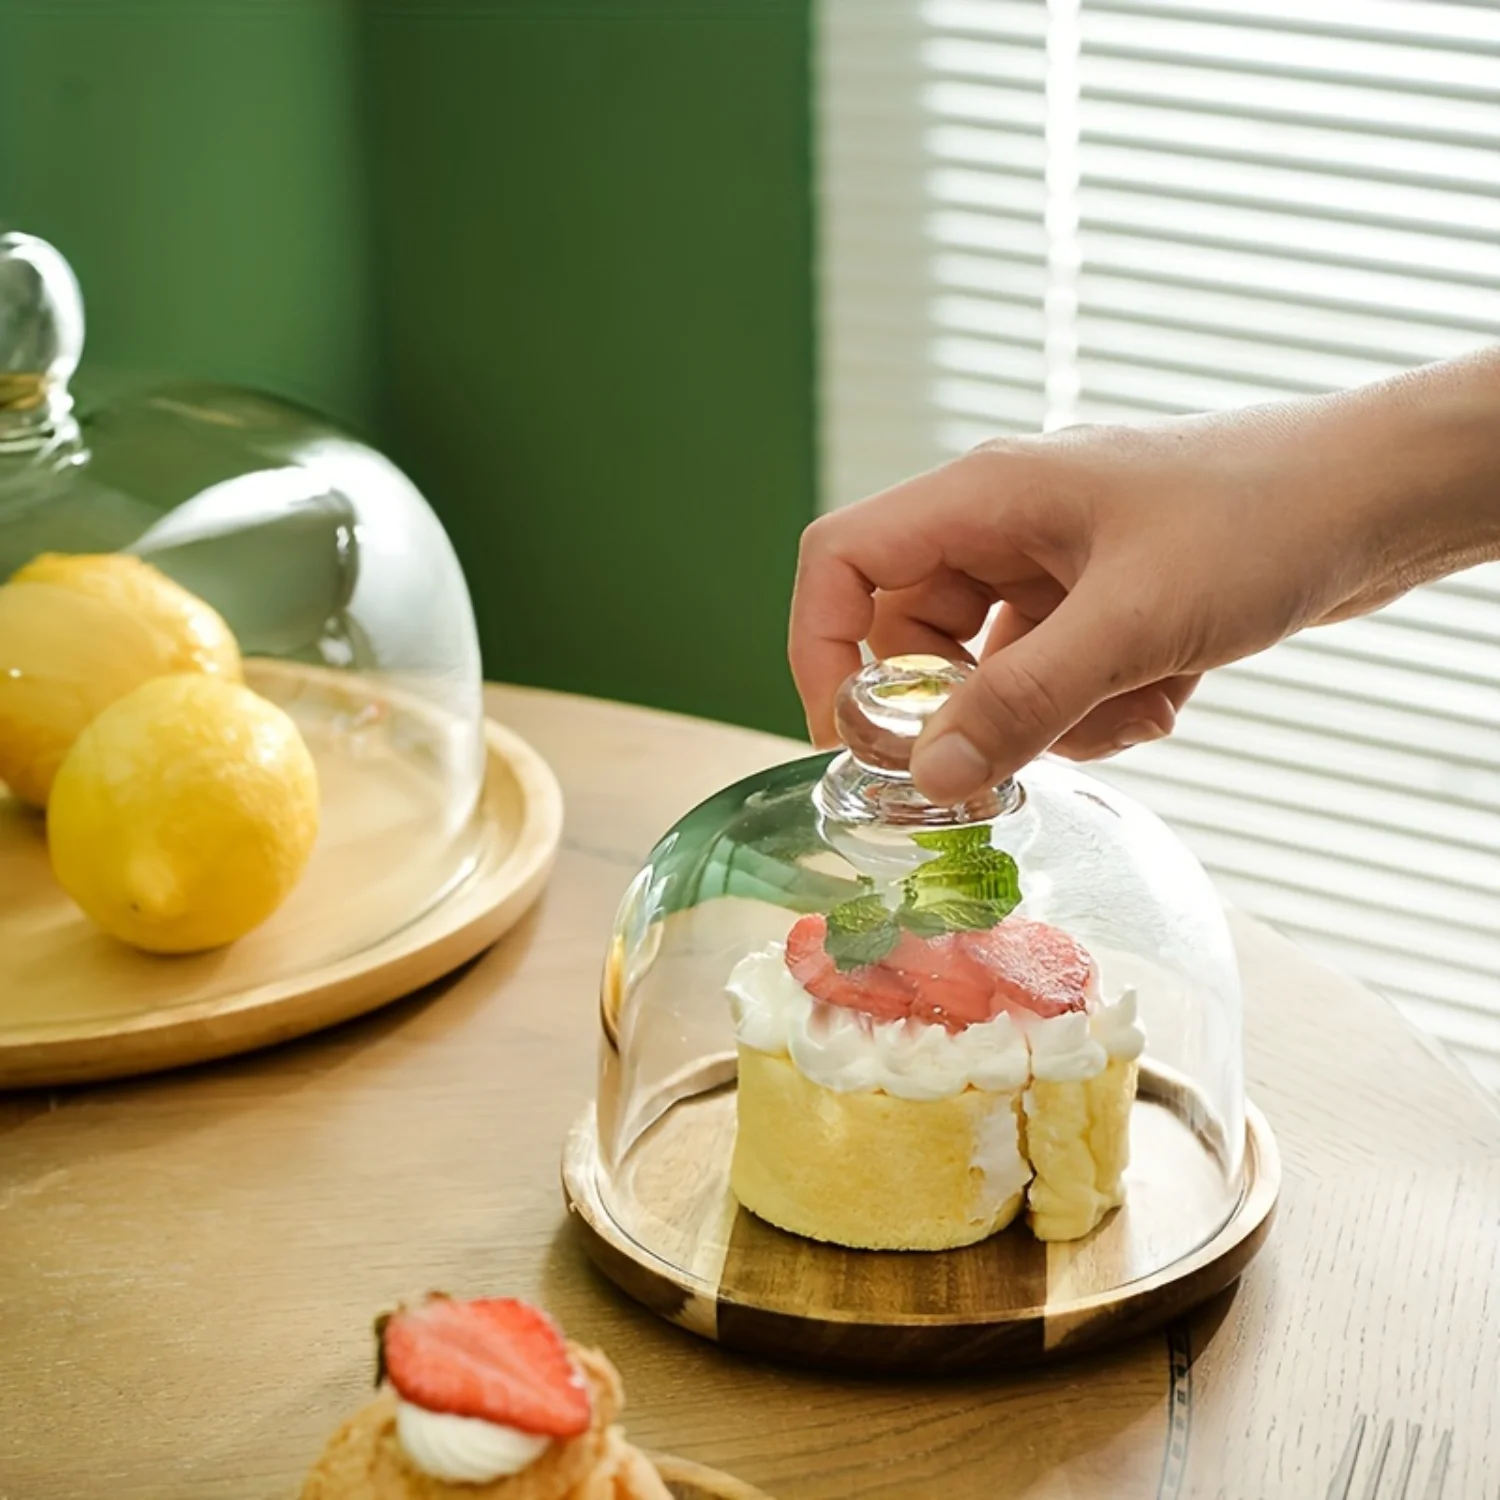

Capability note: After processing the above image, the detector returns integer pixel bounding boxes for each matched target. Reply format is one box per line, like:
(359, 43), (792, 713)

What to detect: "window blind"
(817, 0), (1500, 1087)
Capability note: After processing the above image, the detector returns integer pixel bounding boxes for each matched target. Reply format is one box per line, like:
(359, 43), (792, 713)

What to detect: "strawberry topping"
(786, 914), (915, 1021)
(883, 930), (998, 1029)
(961, 920), (1096, 1019)
(784, 912), (1094, 1031)
(378, 1295), (591, 1437)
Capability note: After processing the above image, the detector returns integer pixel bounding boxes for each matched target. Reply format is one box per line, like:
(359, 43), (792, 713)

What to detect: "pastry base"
(730, 1045), (1026, 1251)
(300, 1346), (669, 1500)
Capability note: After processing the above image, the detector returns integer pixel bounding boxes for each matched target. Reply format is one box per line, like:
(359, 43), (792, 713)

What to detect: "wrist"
(1327, 349), (1500, 592)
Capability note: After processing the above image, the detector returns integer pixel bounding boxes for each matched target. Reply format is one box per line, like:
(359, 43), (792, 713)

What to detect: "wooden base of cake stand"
(652, 1453), (777, 1500)
(562, 1063), (1280, 1373)
(0, 661), (563, 1088)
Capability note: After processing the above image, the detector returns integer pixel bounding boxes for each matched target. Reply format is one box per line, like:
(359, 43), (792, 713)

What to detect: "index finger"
(787, 451), (1008, 744)
(787, 505), (943, 745)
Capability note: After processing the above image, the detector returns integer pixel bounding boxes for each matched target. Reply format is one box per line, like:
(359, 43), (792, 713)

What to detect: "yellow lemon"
(48, 675), (319, 954)
(11, 552), (243, 679)
(0, 553), (242, 808)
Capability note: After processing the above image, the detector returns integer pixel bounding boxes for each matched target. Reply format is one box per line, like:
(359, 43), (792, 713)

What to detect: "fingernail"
(1113, 720), (1166, 752)
(911, 732), (991, 803)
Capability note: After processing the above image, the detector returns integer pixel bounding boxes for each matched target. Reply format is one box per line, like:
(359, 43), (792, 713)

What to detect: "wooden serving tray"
(0, 663), (563, 1088)
(564, 1063), (1280, 1373)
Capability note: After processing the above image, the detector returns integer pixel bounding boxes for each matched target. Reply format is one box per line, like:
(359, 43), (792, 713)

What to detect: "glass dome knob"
(834, 653), (971, 775)
(0, 232), (84, 449)
(816, 653), (1019, 850)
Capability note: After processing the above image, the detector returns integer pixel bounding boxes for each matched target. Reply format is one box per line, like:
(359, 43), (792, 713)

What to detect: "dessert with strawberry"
(301, 1295), (671, 1500)
(728, 827), (1145, 1249)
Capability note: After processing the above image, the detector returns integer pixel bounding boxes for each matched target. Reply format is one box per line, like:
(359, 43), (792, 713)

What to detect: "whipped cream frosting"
(1026, 1011), (1107, 1083)
(971, 1099), (1033, 1208)
(729, 947), (1146, 1094)
(1093, 984), (1146, 1062)
(727, 947), (1031, 1101)
(395, 1400), (552, 1484)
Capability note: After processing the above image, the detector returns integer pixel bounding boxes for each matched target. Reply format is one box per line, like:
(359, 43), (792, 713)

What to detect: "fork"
(1325, 1415), (1454, 1500)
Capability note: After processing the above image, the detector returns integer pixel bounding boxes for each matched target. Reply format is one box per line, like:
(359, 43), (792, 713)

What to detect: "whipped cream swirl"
(1093, 984), (1146, 1062)
(1027, 1011), (1106, 1083)
(728, 947), (1031, 1101)
(1012, 986), (1146, 1082)
(395, 1401), (552, 1484)
(729, 947), (1147, 1094)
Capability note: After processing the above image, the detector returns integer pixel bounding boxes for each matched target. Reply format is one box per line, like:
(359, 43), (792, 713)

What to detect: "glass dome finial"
(0, 233), (84, 452)
(816, 653), (1020, 834)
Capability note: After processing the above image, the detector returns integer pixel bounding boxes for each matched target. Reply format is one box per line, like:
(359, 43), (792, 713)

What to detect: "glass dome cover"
(583, 653), (1260, 1362)
(0, 231), (485, 994)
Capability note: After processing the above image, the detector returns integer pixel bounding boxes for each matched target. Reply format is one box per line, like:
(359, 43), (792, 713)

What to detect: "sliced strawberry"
(819, 964), (917, 1023)
(785, 913), (835, 993)
(379, 1295), (591, 1437)
(961, 918), (1095, 1019)
(882, 931), (996, 1032)
(785, 913), (915, 1021)
(786, 912), (1097, 1032)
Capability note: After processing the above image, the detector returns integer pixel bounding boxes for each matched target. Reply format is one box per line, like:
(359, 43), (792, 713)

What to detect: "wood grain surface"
(3, 685), (1499, 1500)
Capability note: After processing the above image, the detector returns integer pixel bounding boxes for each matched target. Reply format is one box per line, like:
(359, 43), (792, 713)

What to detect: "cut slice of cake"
(1024, 1051), (1140, 1242)
(964, 921), (1146, 1241)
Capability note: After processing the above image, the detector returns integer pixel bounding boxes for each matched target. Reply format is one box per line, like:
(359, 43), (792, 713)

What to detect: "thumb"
(910, 589), (1145, 802)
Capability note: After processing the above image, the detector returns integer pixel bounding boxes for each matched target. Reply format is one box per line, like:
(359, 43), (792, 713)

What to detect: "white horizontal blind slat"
(1082, 0), (1500, 51)
(820, 0), (1050, 509)
(819, 0), (1500, 1091)
(1080, 10), (1500, 96)
(1080, 99), (1500, 191)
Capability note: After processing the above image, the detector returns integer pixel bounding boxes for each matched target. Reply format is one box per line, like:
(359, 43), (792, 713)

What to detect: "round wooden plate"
(0, 663), (563, 1088)
(563, 1066), (1280, 1373)
(651, 1453), (777, 1500)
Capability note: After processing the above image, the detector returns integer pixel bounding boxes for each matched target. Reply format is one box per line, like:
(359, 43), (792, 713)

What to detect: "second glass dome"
(1, 231), (485, 1007)
(595, 655), (1247, 1302)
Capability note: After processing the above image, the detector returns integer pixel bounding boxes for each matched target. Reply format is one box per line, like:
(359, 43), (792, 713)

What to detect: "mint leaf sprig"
(820, 893), (902, 968)
(822, 826), (1021, 971)
(904, 838), (1021, 912)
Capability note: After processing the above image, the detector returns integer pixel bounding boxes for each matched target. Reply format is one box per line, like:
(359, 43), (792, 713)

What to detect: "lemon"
(11, 552), (242, 680)
(0, 553), (242, 808)
(48, 675), (319, 954)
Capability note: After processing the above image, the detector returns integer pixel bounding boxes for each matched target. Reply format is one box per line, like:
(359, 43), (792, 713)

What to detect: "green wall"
(0, 1), (374, 432)
(0, 0), (813, 736)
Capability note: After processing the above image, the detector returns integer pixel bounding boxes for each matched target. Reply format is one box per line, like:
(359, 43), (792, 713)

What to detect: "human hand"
(790, 350), (1500, 805)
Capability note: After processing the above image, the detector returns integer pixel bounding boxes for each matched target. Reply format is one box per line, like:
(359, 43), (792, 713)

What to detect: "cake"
(301, 1294), (671, 1500)
(727, 829), (1145, 1249)
(729, 930), (1032, 1251)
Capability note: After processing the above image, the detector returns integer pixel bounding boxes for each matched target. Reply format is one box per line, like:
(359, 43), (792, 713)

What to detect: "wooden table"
(4, 686), (1499, 1500)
